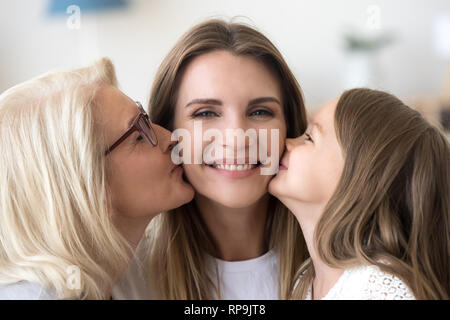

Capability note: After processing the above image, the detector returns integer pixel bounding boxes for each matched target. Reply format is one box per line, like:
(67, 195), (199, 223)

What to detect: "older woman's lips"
(171, 164), (183, 173)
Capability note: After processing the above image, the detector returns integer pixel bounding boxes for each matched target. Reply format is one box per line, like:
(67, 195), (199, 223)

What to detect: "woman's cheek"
(278, 134), (286, 158)
(265, 125), (286, 171)
(176, 127), (200, 165)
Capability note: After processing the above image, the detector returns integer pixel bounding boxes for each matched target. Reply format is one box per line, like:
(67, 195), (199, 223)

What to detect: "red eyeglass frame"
(104, 101), (158, 156)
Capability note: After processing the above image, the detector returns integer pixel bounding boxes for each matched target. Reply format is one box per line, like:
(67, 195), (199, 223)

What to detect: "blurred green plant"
(344, 32), (395, 52)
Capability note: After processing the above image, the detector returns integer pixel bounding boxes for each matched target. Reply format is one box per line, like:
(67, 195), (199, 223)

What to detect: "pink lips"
(207, 157), (258, 166)
(171, 164), (183, 173)
(279, 156), (288, 170)
(203, 157), (261, 178)
(205, 163), (260, 178)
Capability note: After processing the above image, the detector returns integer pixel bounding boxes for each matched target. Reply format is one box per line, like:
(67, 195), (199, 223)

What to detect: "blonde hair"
(143, 19), (309, 299)
(292, 88), (450, 300)
(0, 58), (132, 299)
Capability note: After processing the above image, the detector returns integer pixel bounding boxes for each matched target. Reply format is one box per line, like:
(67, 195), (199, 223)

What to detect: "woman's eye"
(305, 133), (313, 142)
(249, 109), (273, 117)
(136, 135), (144, 142)
(192, 110), (218, 118)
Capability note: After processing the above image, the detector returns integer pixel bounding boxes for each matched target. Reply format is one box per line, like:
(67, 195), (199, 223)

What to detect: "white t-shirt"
(112, 249), (280, 300)
(302, 264), (415, 300)
(207, 249), (279, 300)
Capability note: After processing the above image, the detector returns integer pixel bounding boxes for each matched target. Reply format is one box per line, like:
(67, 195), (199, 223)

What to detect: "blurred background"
(1, 0), (449, 132)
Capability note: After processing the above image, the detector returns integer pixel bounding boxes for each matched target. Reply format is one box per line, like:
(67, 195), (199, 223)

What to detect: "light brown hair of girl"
(293, 88), (449, 300)
(144, 19), (309, 299)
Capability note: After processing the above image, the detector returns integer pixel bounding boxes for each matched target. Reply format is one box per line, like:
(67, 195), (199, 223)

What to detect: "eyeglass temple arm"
(104, 127), (136, 156)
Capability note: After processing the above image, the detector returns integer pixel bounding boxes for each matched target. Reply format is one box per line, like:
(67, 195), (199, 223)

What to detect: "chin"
(176, 183), (195, 206)
(201, 189), (267, 209)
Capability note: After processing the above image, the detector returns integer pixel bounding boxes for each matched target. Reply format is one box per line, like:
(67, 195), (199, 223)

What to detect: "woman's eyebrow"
(184, 97), (281, 108)
(248, 97), (281, 106)
(185, 98), (222, 108)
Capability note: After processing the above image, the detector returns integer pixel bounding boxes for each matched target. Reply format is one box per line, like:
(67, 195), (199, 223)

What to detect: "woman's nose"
(217, 114), (252, 150)
(153, 124), (175, 153)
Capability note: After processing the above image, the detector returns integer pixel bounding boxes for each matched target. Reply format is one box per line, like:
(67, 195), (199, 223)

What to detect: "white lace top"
(304, 264), (416, 300)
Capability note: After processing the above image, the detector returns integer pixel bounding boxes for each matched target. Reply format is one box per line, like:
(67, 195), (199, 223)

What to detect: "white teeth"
(213, 164), (256, 171)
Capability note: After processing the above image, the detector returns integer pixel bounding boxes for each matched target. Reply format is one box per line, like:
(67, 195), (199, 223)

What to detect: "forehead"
(95, 85), (138, 138)
(310, 98), (338, 133)
(96, 85), (131, 111)
(177, 50), (282, 101)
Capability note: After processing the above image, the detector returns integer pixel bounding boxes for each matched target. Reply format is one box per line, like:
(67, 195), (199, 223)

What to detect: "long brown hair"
(142, 19), (308, 299)
(292, 88), (449, 299)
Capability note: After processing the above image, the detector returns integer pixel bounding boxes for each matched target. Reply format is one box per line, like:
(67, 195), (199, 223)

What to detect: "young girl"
(0, 58), (194, 299)
(269, 88), (449, 299)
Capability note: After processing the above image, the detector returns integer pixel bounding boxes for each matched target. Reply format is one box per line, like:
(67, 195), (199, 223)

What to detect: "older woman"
(0, 58), (194, 299)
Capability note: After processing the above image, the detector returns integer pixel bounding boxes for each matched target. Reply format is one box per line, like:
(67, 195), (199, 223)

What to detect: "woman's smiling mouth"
(204, 159), (262, 177)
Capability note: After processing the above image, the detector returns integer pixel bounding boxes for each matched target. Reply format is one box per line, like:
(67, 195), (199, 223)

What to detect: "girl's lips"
(280, 153), (289, 170)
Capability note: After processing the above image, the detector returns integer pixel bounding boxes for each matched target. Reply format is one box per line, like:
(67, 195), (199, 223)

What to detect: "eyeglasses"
(104, 101), (158, 156)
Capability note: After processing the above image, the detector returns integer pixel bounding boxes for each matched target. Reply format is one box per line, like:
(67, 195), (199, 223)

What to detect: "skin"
(173, 50), (287, 261)
(269, 98), (346, 299)
(96, 85), (195, 251)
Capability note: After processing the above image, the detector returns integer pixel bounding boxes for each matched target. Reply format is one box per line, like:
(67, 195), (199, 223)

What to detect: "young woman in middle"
(115, 19), (309, 299)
